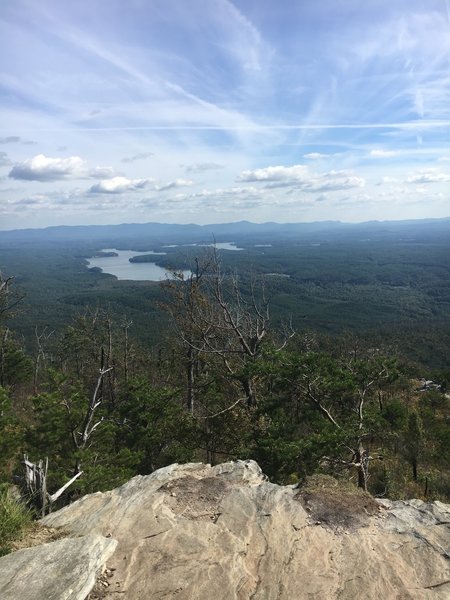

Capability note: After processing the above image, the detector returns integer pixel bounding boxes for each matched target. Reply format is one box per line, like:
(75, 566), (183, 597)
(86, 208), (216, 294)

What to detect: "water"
(162, 242), (244, 251)
(86, 249), (190, 281)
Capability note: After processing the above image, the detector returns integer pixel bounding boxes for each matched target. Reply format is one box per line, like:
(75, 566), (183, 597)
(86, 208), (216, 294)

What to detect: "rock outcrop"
(1, 460), (449, 599)
(0, 534), (117, 600)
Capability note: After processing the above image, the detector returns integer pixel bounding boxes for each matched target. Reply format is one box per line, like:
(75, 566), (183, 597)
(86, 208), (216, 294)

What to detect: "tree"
(277, 346), (399, 490)
(0, 274), (23, 322)
(27, 310), (140, 499)
(403, 411), (422, 481)
(0, 387), (23, 481)
(164, 248), (292, 416)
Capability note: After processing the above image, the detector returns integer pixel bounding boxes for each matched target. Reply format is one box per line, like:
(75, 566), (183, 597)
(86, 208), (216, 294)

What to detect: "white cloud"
(155, 179), (195, 192)
(370, 150), (397, 158)
(121, 152), (154, 164)
(89, 166), (117, 179)
(407, 168), (450, 183)
(9, 154), (86, 181)
(14, 194), (53, 208)
(89, 176), (151, 194)
(237, 164), (364, 192)
(184, 162), (224, 173)
(303, 153), (329, 160)
(378, 176), (400, 185)
(238, 165), (308, 183)
(8, 154), (117, 182)
(159, 186), (263, 212)
(369, 149), (399, 158)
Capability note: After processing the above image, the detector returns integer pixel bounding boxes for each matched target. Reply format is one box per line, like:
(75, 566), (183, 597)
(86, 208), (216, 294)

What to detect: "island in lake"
(91, 251), (119, 258)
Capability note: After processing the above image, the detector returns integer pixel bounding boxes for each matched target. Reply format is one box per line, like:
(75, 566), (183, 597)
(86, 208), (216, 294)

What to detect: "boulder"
(0, 534), (117, 600)
(39, 460), (450, 599)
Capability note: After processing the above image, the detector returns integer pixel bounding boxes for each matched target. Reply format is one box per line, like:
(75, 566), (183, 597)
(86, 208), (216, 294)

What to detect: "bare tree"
(0, 274), (24, 321)
(164, 248), (293, 416)
(33, 326), (54, 395)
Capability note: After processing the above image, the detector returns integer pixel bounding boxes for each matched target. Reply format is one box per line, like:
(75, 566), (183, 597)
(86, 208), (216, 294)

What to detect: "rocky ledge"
(1, 460), (449, 599)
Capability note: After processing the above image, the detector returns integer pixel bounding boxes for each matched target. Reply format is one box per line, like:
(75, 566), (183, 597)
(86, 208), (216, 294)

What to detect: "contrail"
(1, 121), (450, 133)
(445, 0), (450, 25)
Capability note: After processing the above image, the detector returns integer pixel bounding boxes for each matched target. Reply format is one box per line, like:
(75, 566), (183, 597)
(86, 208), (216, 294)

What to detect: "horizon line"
(1, 215), (450, 234)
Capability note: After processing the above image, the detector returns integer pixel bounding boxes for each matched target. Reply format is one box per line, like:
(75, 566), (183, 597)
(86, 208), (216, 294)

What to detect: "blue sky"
(1, 0), (450, 229)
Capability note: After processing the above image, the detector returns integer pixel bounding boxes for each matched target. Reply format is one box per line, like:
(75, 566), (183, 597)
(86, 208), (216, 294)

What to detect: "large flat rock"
(0, 534), (117, 600)
(40, 460), (450, 599)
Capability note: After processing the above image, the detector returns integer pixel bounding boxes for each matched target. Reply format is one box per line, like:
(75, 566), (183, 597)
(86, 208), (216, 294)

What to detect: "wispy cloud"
(155, 179), (195, 192)
(184, 162), (224, 173)
(369, 149), (400, 158)
(1, 0), (450, 228)
(121, 152), (154, 164)
(304, 153), (331, 160)
(0, 136), (36, 145)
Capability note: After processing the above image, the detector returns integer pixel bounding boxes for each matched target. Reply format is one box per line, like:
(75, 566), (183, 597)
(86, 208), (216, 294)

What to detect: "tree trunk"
(186, 347), (195, 414)
(356, 444), (369, 491)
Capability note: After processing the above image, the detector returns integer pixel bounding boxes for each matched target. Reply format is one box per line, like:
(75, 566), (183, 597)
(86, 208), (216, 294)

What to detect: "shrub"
(0, 485), (32, 556)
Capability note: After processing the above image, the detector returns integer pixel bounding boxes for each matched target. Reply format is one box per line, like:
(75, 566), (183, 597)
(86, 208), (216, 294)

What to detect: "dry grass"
(10, 522), (70, 552)
(295, 474), (380, 530)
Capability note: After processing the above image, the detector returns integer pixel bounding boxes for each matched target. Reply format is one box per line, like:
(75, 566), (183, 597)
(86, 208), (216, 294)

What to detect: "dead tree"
(0, 274), (24, 321)
(21, 455), (82, 516)
(68, 364), (114, 476)
(33, 326), (54, 395)
(164, 248), (294, 416)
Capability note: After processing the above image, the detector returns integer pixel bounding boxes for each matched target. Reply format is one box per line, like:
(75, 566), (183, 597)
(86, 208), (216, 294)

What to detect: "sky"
(1, 0), (450, 230)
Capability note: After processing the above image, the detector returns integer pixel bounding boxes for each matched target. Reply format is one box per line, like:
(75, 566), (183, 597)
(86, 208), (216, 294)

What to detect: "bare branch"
(195, 396), (245, 419)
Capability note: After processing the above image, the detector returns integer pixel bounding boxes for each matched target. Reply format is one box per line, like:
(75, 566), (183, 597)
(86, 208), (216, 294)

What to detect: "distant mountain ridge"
(2, 216), (450, 246)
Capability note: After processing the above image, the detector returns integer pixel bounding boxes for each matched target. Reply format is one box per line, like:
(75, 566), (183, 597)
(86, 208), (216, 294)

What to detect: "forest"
(1, 219), (450, 553)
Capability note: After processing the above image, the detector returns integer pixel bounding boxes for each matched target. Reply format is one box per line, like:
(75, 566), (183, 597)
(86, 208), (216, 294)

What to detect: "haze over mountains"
(2, 217), (450, 245)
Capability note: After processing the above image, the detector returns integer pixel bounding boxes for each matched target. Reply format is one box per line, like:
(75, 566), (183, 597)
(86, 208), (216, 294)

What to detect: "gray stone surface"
(40, 460), (450, 599)
(0, 534), (117, 600)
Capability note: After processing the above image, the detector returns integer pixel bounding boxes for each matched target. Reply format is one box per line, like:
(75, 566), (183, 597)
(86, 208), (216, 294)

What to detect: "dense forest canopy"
(0, 218), (449, 532)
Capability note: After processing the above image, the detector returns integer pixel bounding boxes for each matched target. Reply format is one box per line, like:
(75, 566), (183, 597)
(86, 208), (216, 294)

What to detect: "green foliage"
(0, 387), (23, 481)
(1, 225), (450, 504)
(0, 485), (32, 556)
(0, 332), (32, 388)
(116, 379), (200, 472)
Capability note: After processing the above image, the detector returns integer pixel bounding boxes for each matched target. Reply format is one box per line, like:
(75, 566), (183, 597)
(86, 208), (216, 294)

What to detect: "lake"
(86, 242), (247, 281)
(86, 249), (190, 281)
(162, 242), (244, 251)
